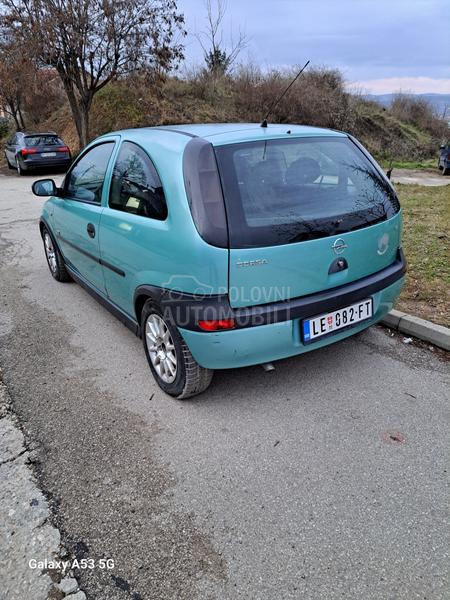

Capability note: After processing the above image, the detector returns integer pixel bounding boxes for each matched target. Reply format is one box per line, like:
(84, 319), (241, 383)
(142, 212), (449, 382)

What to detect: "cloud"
(179, 0), (450, 84)
(349, 77), (450, 94)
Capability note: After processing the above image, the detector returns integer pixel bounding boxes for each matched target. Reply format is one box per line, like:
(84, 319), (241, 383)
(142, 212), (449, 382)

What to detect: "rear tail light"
(57, 146), (70, 153)
(21, 148), (38, 156)
(198, 318), (236, 331)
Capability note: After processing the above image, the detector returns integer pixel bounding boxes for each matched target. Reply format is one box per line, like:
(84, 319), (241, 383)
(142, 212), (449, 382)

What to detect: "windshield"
(214, 136), (400, 248)
(25, 135), (63, 147)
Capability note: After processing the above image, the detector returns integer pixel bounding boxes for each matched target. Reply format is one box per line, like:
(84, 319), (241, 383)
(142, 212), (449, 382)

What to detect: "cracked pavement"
(0, 172), (449, 599)
(0, 375), (63, 600)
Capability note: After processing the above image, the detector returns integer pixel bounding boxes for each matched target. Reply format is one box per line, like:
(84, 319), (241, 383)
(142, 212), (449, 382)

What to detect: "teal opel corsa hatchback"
(33, 123), (406, 398)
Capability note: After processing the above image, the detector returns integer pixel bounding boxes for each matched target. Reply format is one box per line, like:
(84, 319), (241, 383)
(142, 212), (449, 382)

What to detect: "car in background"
(4, 132), (71, 175)
(438, 142), (450, 175)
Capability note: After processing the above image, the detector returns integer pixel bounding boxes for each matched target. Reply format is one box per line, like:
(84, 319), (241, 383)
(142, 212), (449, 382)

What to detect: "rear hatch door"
(228, 214), (401, 307)
(214, 135), (401, 308)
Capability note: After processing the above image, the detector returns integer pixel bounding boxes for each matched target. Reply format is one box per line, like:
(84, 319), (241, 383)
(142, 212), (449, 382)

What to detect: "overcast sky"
(178, 0), (450, 94)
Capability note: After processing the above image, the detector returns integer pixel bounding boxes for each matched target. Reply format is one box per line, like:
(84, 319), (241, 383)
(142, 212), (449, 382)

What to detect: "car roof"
(21, 132), (59, 137)
(111, 122), (346, 148)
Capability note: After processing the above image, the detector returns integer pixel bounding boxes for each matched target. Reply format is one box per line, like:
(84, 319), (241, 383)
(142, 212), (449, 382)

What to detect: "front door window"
(65, 142), (114, 204)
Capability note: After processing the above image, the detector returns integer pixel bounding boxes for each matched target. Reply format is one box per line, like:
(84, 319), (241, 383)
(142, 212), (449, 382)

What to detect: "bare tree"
(198, 0), (248, 77)
(0, 37), (35, 130)
(1, 0), (186, 148)
(23, 69), (66, 126)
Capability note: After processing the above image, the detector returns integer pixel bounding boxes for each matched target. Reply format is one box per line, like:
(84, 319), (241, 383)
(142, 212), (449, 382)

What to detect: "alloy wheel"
(145, 314), (177, 383)
(44, 232), (57, 274)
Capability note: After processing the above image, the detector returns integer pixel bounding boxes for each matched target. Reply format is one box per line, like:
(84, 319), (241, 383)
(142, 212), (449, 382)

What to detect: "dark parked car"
(4, 132), (71, 175)
(438, 142), (450, 175)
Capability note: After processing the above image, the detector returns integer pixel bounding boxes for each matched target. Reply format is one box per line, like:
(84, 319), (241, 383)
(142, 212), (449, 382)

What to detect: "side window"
(109, 141), (167, 221)
(65, 142), (114, 204)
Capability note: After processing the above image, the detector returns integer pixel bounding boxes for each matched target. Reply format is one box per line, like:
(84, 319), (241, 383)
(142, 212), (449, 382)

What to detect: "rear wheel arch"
(135, 294), (151, 328)
(134, 286), (165, 329)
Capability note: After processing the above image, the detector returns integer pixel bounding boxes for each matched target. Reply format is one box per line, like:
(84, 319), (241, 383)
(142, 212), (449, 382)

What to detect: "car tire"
(442, 166), (450, 176)
(142, 300), (214, 399)
(15, 156), (26, 176)
(42, 227), (72, 282)
(5, 155), (14, 170)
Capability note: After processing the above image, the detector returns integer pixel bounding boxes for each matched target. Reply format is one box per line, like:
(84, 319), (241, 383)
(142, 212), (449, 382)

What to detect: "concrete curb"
(381, 310), (450, 351)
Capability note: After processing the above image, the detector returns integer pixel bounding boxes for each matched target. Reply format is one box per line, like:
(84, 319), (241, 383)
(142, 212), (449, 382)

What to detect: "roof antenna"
(260, 60), (310, 128)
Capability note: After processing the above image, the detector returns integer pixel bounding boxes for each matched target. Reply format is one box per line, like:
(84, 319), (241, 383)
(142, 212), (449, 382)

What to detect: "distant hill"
(366, 93), (450, 118)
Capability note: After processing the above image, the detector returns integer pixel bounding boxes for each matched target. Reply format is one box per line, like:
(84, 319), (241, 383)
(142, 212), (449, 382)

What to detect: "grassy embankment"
(396, 184), (450, 327)
(19, 76), (445, 163)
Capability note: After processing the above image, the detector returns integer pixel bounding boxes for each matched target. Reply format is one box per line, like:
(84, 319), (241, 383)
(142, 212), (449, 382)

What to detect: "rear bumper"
(162, 248), (406, 332)
(22, 157), (71, 170)
(180, 277), (405, 369)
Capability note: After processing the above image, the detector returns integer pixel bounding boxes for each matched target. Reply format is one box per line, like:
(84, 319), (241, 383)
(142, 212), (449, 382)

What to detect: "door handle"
(87, 223), (96, 238)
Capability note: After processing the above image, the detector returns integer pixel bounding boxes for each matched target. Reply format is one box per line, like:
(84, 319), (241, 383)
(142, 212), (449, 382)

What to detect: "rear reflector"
(21, 148), (38, 156)
(198, 318), (236, 331)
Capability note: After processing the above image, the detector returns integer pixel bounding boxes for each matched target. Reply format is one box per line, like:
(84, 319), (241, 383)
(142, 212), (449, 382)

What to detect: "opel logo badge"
(332, 238), (347, 255)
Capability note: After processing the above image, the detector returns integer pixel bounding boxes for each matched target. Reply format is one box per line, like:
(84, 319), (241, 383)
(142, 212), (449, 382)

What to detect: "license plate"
(302, 299), (373, 344)
(41, 152), (56, 157)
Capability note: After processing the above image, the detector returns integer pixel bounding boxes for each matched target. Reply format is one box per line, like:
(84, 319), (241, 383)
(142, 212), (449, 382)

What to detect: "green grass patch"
(380, 158), (437, 170)
(396, 184), (450, 326)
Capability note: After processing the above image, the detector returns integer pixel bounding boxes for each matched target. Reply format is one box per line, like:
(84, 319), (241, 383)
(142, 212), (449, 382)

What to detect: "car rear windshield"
(214, 136), (400, 248)
(24, 135), (64, 147)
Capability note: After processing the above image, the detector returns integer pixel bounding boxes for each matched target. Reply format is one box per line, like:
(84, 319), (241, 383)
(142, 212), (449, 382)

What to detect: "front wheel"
(142, 301), (214, 399)
(442, 166), (450, 176)
(42, 227), (71, 282)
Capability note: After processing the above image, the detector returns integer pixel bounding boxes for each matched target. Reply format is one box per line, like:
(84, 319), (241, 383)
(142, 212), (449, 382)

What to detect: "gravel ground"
(391, 168), (450, 186)
(0, 172), (449, 600)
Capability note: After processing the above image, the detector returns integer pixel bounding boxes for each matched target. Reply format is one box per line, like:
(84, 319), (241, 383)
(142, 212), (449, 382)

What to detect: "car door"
(99, 141), (168, 316)
(5, 134), (18, 164)
(52, 140), (116, 293)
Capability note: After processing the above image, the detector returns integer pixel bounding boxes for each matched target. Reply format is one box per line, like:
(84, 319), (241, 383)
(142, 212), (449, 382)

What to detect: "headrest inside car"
(285, 157), (321, 185)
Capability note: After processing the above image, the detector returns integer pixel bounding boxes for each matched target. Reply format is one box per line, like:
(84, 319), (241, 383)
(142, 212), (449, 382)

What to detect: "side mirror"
(32, 179), (58, 197)
(440, 144), (446, 150)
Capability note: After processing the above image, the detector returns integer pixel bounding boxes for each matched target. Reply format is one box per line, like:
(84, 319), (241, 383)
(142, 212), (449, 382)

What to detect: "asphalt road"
(0, 172), (449, 600)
